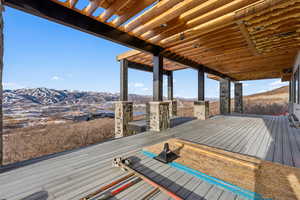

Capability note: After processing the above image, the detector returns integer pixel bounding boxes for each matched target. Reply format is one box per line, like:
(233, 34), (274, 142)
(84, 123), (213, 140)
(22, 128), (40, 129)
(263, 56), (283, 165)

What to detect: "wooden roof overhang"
(5, 0), (300, 81)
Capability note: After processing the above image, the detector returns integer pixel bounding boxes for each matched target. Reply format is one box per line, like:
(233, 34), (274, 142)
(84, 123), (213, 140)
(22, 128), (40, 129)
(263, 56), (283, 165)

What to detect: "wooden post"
(115, 59), (133, 138)
(153, 54), (163, 101)
(120, 59), (128, 101)
(220, 78), (231, 115)
(234, 83), (243, 113)
(298, 69), (300, 104)
(198, 68), (205, 101)
(289, 80), (292, 103)
(167, 71), (173, 100)
(0, 1), (3, 166)
(293, 75), (296, 103)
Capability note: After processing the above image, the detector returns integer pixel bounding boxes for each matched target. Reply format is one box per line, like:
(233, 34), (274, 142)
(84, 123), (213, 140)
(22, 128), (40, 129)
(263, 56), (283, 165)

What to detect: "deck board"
(1, 115), (300, 200)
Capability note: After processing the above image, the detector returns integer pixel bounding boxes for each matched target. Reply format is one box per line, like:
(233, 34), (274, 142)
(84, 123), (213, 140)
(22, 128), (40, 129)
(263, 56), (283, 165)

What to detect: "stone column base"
(194, 101), (209, 120)
(149, 101), (170, 132)
(114, 101), (133, 138)
(166, 100), (177, 117)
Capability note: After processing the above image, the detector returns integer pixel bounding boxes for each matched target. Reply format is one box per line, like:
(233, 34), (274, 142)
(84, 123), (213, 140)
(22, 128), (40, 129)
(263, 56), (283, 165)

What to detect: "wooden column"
(220, 78), (231, 115)
(167, 71), (173, 100)
(298, 69), (300, 104)
(293, 76), (296, 103)
(198, 68), (205, 101)
(234, 83), (243, 113)
(153, 54), (163, 101)
(115, 59), (133, 138)
(194, 68), (209, 120)
(0, 2), (3, 166)
(120, 59), (128, 101)
(289, 80), (292, 103)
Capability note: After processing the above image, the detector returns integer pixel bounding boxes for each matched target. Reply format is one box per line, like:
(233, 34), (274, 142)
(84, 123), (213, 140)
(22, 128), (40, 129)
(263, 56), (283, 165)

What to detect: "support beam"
(234, 83), (243, 113)
(293, 75), (296, 103)
(220, 79), (231, 115)
(198, 68), (204, 101)
(298, 69), (300, 104)
(289, 80), (292, 103)
(153, 54), (163, 101)
(120, 59), (128, 101)
(0, 1), (3, 166)
(168, 71), (173, 100)
(127, 60), (170, 75)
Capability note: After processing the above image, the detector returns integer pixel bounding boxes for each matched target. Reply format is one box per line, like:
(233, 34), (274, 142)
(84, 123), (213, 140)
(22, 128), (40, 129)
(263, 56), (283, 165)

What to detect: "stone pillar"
(114, 101), (133, 138)
(166, 100), (177, 117)
(220, 78), (231, 115)
(149, 102), (170, 131)
(234, 83), (243, 113)
(0, 2), (3, 166)
(194, 101), (209, 120)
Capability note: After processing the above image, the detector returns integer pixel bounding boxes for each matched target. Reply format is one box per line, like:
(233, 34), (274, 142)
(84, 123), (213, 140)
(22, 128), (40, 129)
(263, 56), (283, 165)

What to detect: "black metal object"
(154, 143), (178, 164)
(153, 54), (163, 101)
(120, 59), (128, 101)
(4, 0), (235, 81)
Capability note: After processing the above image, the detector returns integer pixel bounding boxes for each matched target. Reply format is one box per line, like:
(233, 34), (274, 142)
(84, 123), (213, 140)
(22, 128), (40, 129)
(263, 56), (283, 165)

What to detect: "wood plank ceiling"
(51, 0), (299, 81)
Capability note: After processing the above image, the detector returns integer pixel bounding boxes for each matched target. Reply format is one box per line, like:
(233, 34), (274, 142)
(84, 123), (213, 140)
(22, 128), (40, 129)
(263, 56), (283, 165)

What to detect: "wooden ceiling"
(51, 0), (299, 80)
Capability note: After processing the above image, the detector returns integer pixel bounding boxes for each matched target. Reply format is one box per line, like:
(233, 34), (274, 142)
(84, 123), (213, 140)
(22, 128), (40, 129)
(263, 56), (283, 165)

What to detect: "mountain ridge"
(3, 86), (288, 106)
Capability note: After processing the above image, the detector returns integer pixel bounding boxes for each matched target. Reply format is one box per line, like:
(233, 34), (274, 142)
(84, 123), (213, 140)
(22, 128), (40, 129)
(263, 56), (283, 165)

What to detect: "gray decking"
(1, 115), (300, 200)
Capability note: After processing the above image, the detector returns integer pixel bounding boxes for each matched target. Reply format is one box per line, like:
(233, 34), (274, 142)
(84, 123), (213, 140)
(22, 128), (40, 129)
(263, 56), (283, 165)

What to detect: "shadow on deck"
(128, 116), (196, 133)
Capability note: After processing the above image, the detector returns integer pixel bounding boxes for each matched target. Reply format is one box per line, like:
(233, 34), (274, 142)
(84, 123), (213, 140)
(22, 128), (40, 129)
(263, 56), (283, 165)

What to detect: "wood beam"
(161, 51), (235, 81)
(159, 0), (286, 47)
(153, 54), (163, 101)
(112, 0), (156, 27)
(141, 0), (234, 40)
(120, 59), (128, 101)
(132, 0), (208, 36)
(99, 0), (130, 22)
(125, 0), (183, 32)
(127, 60), (170, 75)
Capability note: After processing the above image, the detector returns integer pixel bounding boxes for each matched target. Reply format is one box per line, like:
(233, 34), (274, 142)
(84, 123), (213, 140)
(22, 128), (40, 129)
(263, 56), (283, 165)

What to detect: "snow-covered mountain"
(3, 88), (121, 106)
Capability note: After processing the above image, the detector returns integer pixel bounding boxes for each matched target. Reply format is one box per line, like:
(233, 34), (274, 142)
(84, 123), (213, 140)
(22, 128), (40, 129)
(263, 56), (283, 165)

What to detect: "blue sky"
(3, 7), (288, 98)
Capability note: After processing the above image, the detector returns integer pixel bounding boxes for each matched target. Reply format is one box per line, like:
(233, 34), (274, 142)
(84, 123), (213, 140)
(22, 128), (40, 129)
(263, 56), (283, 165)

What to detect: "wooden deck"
(1, 115), (300, 200)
